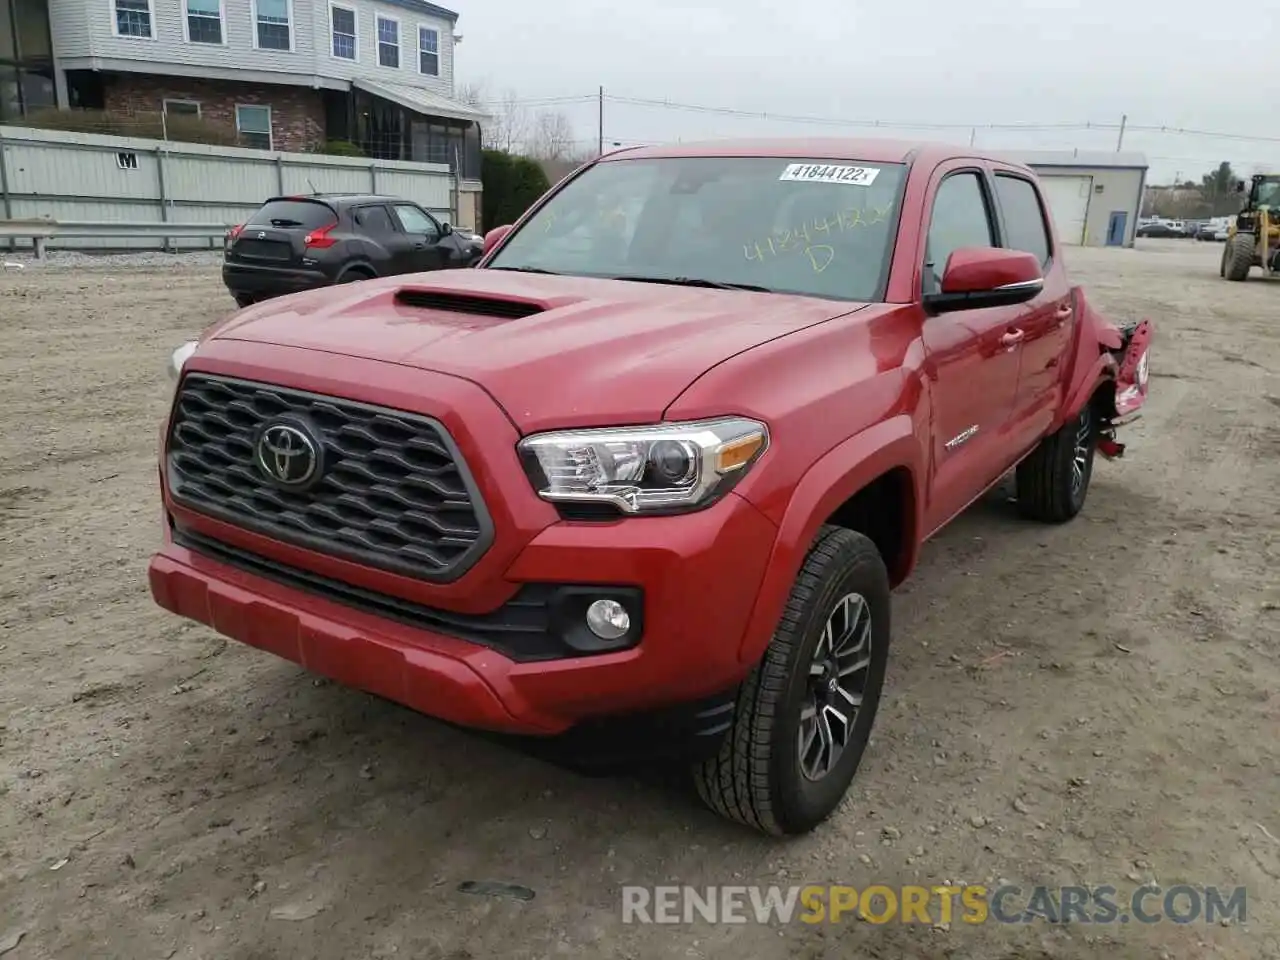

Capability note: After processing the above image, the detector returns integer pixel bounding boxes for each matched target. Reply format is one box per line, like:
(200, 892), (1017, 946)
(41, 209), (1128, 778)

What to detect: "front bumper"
(152, 340), (780, 735)
(149, 489), (777, 735)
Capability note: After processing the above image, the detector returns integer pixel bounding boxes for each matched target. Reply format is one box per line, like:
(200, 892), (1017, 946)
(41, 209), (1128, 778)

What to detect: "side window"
(924, 171), (995, 292)
(994, 174), (1052, 266)
(354, 205), (395, 234)
(393, 204), (440, 241)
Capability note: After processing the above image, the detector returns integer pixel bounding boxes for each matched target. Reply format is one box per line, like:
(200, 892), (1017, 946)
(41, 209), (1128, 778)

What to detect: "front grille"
(167, 374), (493, 583)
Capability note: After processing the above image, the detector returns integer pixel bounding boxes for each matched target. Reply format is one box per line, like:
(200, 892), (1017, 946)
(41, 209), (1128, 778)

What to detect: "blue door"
(1107, 211), (1127, 246)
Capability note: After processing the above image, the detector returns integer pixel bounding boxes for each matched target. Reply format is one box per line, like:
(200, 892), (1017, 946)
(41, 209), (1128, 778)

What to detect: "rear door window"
(247, 199), (336, 230)
(994, 174), (1053, 266)
(353, 204), (396, 235)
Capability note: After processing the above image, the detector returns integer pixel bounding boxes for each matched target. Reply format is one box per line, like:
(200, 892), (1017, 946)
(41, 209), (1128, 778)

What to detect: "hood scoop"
(394, 287), (547, 320)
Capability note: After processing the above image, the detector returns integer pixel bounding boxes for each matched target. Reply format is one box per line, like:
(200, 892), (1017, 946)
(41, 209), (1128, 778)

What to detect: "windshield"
(1254, 179), (1280, 207)
(486, 156), (907, 301)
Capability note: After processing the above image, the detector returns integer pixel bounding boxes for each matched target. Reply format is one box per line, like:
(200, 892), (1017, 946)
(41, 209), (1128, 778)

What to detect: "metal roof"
(1006, 149), (1149, 170)
(353, 78), (491, 124)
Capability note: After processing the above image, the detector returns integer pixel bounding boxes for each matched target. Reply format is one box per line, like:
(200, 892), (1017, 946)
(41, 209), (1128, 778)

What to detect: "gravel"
(1, 248), (225, 270)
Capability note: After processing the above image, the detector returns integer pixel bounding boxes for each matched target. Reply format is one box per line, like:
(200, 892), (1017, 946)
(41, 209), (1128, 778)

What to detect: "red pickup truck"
(149, 139), (1152, 836)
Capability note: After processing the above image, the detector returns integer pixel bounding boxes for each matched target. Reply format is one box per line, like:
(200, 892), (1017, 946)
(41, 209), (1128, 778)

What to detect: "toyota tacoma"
(149, 139), (1153, 835)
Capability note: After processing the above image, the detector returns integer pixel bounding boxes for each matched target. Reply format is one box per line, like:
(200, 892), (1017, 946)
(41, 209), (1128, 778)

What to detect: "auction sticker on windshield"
(779, 164), (880, 186)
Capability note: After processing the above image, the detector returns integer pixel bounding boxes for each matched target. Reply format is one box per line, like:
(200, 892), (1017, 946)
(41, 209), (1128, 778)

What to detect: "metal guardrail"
(0, 219), (232, 259)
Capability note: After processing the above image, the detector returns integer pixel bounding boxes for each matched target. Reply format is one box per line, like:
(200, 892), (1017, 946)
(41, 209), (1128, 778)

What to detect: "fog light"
(586, 599), (630, 641)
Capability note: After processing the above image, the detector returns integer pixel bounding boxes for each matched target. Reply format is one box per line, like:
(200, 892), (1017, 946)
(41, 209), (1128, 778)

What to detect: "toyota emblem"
(255, 422), (321, 488)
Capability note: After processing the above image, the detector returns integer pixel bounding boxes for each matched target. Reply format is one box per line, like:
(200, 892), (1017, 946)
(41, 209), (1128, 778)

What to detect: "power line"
(602, 93), (1109, 133)
(472, 87), (1280, 150)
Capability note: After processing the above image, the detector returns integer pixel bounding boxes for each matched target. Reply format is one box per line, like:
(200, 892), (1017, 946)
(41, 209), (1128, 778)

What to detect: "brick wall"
(103, 75), (326, 153)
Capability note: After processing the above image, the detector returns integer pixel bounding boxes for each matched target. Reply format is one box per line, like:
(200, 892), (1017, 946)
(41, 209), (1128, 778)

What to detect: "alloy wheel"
(1071, 408), (1093, 497)
(798, 592), (873, 781)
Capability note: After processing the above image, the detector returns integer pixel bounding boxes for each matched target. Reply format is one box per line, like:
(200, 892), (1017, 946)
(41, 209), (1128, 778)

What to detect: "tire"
(693, 526), (891, 836)
(233, 293), (255, 308)
(1223, 234), (1254, 281)
(1015, 403), (1097, 523)
(337, 267), (373, 284)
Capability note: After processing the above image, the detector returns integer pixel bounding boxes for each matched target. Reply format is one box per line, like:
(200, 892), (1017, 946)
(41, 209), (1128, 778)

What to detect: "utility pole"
(598, 86), (604, 156)
(1116, 114), (1127, 152)
(969, 127), (976, 147)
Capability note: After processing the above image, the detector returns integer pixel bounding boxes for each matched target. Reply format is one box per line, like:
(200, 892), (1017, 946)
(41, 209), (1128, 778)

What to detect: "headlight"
(168, 340), (199, 382)
(518, 417), (769, 515)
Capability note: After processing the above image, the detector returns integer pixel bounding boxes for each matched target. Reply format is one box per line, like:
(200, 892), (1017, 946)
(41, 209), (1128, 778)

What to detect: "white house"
(2, 0), (488, 186)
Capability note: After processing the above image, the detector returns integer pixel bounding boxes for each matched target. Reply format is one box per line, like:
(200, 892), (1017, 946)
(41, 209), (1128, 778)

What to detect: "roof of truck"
(600, 137), (1036, 173)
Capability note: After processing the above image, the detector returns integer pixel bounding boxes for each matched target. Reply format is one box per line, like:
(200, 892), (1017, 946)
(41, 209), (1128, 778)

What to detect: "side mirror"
(483, 224), (513, 256)
(923, 247), (1044, 314)
(439, 220), (453, 236)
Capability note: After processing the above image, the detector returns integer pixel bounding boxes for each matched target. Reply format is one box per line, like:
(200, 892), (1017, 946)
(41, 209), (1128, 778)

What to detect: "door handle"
(413, 242), (426, 249)
(1054, 304), (1072, 326)
(1000, 328), (1025, 348)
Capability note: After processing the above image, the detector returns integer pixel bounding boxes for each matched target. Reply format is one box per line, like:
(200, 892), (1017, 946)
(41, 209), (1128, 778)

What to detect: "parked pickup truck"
(149, 139), (1153, 836)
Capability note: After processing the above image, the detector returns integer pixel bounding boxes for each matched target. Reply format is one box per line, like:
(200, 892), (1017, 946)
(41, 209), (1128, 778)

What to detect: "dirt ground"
(1, 239), (1277, 960)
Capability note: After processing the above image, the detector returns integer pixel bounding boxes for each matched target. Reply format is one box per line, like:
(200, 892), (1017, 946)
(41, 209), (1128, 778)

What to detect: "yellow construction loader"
(1220, 173), (1280, 281)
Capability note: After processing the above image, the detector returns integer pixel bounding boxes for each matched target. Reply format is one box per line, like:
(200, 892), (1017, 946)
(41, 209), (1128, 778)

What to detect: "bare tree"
(528, 110), (576, 163)
(455, 81), (486, 108)
(483, 89), (531, 153)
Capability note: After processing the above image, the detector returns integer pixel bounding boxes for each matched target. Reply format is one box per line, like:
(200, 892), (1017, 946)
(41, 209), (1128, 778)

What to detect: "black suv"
(222, 194), (484, 307)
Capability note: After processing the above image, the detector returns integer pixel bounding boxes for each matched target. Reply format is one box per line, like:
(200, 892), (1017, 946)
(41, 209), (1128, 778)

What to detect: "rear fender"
(736, 416), (922, 668)
(1054, 286), (1153, 431)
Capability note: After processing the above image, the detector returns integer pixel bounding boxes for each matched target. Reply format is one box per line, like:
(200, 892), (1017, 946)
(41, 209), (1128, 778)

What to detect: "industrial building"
(1014, 150), (1149, 248)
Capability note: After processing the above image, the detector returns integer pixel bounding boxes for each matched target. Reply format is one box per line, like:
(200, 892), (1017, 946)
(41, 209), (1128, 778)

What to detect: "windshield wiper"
(268, 218), (304, 227)
(488, 265), (561, 275)
(611, 275), (773, 293)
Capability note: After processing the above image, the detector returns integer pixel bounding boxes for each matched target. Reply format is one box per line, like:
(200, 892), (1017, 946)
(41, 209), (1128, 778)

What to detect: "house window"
(330, 4), (356, 60)
(185, 0), (222, 43)
(235, 104), (272, 150)
(417, 26), (438, 76)
(163, 99), (201, 117)
(254, 0), (291, 50)
(376, 16), (399, 68)
(113, 0), (153, 38)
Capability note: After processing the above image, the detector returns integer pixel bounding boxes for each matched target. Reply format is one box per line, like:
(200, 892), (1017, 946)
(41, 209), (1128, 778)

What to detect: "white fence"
(0, 125), (459, 252)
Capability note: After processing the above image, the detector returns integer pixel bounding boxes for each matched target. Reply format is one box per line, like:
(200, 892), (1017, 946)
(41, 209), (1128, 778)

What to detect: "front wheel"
(693, 526), (891, 835)
(1223, 234), (1254, 281)
(1015, 404), (1097, 523)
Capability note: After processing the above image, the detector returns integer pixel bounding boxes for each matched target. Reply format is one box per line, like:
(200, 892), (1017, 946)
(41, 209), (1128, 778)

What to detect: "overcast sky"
(452, 0), (1278, 183)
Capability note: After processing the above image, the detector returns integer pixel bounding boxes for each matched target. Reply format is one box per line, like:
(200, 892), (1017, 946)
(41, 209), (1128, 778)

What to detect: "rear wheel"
(233, 293), (255, 308)
(1015, 404), (1097, 523)
(336, 267), (374, 284)
(1223, 234), (1254, 281)
(693, 526), (891, 835)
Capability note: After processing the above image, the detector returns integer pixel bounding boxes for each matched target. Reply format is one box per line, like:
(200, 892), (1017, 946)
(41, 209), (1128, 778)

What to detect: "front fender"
(736, 415), (922, 667)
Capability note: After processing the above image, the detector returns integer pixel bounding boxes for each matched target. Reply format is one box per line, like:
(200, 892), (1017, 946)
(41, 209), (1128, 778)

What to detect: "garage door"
(1038, 175), (1092, 246)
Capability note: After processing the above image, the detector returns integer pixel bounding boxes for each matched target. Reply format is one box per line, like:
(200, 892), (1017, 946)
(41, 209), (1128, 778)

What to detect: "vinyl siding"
(314, 0), (452, 94)
(49, 0), (94, 59)
(52, 0), (454, 94)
